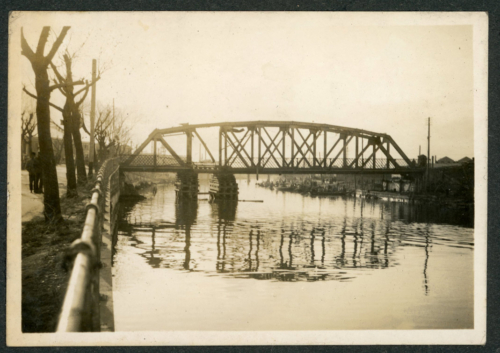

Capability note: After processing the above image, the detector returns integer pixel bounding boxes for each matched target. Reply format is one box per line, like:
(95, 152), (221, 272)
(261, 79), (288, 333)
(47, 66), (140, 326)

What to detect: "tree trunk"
(34, 65), (62, 223)
(71, 113), (87, 185)
(63, 109), (78, 198)
(28, 133), (32, 155)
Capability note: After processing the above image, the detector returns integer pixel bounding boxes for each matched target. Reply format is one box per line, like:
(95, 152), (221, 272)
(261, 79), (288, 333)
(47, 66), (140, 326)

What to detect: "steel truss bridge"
(120, 121), (423, 175)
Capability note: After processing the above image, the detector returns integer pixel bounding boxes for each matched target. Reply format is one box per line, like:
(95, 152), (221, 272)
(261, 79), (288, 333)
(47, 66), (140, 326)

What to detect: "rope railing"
(56, 157), (120, 332)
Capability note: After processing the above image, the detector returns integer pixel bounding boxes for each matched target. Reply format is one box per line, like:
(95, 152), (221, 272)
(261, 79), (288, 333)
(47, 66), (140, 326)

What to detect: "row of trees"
(22, 101), (132, 166)
(21, 26), (133, 223)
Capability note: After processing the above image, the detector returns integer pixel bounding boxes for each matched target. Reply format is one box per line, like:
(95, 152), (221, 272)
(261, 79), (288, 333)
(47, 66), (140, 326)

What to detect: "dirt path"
(21, 165), (68, 222)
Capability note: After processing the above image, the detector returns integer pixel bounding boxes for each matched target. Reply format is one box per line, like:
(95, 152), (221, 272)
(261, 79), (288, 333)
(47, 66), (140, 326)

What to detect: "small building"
(436, 156), (455, 164)
(457, 157), (472, 163)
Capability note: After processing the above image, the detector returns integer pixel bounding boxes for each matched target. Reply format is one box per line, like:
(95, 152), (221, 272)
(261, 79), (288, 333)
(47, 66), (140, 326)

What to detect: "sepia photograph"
(7, 11), (487, 345)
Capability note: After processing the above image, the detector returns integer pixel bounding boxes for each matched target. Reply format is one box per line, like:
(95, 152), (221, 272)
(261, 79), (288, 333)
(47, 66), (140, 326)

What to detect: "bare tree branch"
(44, 26), (71, 64)
(49, 62), (65, 83)
(23, 87), (63, 112)
(36, 27), (50, 57)
(74, 76), (100, 96)
(81, 119), (90, 135)
(75, 85), (90, 106)
(20, 28), (35, 60)
(51, 119), (64, 132)
(48, 80), (84, 92)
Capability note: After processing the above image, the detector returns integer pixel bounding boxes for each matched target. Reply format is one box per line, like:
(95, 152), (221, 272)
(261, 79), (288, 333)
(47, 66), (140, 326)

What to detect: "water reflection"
(423, 224), (432, 295)
(116, 183), (473, 291)
(176, 201), (197, 270)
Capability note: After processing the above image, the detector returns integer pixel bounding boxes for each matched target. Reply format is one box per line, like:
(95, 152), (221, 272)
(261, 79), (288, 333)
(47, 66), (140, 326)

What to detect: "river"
(112, 177), (474, 331)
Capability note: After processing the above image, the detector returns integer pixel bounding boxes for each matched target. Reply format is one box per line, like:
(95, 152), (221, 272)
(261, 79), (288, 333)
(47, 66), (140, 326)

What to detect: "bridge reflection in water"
(115, 183), (471, 291)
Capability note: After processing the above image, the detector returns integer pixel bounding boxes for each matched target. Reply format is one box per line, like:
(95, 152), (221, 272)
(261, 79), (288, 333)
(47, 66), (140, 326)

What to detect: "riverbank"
(22, 181), (93, 332)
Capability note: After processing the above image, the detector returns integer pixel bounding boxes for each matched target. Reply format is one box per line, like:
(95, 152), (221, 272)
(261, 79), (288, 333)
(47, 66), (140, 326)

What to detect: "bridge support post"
(386, 141), (390, 169)
(175, 171), (199, 203)
(186, 130), (192, 165)
(219, 127), (222, 167)
(355, 136), (359, 168)
(153, 138), (157, 169)
(209, 173), (239, 202)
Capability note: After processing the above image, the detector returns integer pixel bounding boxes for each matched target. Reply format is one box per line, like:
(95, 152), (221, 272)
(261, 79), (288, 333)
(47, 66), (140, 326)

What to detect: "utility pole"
(88, 59), (97, 177)
(113, 98), (116, 156)
(113, 98), (115, 132)
(426, 117), (431, 192)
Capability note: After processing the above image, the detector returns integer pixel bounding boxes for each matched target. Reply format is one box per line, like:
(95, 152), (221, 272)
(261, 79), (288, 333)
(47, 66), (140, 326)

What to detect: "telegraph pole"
(426, 117), (431, 192)
(88, 59), (97, 177)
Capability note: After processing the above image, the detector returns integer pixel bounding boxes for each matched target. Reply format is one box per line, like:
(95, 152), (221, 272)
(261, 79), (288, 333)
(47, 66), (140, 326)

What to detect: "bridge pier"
(175, 171), (199, 202)
(209, 173), (239, 202)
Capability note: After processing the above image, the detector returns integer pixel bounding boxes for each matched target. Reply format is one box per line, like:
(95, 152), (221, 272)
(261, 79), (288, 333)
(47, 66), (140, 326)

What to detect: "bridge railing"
(226, 157), (412, 169)
(125, 154), (185, 167)
(56, 157), (121, 332)
(120, 154), (415, 170)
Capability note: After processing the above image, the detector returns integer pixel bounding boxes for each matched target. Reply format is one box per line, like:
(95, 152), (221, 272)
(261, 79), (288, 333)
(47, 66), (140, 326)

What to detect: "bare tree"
(94, 105), (114, 162)
(83, 103), (133, 163)
(21, 26), (71, 223)
(21, 111), (37, 160)
(110, 109), (133, 157)
(50, 52), (100, 186)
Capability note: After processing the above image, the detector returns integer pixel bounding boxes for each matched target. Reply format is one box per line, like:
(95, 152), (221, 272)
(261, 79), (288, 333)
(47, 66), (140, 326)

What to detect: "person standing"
(34, 152), (43, 194)
(25, 152), (36, 193)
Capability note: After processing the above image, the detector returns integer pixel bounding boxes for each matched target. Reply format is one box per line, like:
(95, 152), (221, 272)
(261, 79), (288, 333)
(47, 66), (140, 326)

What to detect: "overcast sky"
(16, 12), (474, 160)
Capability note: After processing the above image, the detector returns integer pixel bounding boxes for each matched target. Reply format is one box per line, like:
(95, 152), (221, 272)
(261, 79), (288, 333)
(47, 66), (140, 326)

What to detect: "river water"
(112, 178), (474, 331)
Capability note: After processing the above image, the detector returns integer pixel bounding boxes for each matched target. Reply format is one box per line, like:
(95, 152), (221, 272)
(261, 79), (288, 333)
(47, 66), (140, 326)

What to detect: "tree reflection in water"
(175, 200), (198, 271)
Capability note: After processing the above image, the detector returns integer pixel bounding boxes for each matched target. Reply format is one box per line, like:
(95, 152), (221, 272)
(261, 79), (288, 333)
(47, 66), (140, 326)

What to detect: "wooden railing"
(56, 158), (120, 332)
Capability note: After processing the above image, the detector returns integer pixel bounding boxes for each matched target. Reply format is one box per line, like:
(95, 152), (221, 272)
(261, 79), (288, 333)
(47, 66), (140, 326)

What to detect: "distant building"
(457, 157), (472, 163)
(436, 156), (455, 164)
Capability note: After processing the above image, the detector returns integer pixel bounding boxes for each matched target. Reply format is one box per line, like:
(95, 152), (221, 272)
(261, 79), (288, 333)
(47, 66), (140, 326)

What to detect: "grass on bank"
(22, 181), (94, 333)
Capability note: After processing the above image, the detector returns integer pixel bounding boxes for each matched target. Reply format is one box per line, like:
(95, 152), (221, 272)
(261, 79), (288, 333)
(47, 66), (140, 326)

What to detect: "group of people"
(25, 152), (43, 194)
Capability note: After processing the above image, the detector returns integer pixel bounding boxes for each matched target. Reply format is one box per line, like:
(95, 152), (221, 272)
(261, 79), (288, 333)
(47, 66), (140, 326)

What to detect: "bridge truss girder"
(121, 121), (418, 174)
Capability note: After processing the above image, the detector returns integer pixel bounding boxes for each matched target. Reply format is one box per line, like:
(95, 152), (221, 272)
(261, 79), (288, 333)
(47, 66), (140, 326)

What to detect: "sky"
(15, 12), (474, 160)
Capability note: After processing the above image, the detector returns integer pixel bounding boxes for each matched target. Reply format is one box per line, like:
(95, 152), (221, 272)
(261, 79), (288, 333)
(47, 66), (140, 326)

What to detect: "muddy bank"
(22, 183), (92, 332)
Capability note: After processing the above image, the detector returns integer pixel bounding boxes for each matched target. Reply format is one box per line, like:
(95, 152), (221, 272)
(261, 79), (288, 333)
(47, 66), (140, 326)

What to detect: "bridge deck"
(119, 156), (424, 174)
(120, 166), (424, 174)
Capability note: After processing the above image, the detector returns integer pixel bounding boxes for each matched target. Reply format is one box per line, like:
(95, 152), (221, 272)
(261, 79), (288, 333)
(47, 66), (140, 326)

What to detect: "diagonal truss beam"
(262, 128), (285, 160)
(225, 130), (251, 168)
(329, 136), (353, 167)
(324, 134), (343, 162)
(289, 129), (313, 167)
(295, 129), (321, 166)
(385, 136), (413, 166)
(193, 130), (215, 163)
(361, 144), (380, 168)
(376, 139), (400, 168)
(259, 127), (283, 168)
(157, 135), (186, 166)
(122, 130), (159, 166)
(227, 129), (252, 165)
(348, 140), (371, 168)
(231, 130), (253, 162)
